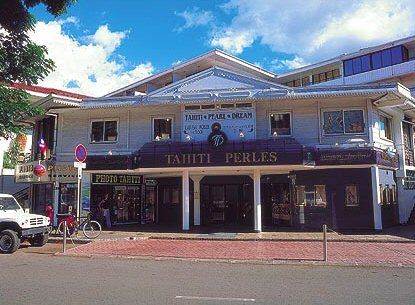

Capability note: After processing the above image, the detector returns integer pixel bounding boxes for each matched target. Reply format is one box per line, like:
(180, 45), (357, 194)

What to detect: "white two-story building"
(17, 36), (415, 232)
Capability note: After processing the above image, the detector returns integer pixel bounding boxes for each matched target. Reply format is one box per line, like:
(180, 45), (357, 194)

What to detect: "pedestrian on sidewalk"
(99, 193), (112, 229)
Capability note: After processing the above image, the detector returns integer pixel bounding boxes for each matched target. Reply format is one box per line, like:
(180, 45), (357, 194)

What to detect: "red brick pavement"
(64, 239), (415, 266)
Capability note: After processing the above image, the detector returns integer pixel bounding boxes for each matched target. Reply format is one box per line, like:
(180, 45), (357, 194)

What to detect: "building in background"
(4, 84), (88, 219)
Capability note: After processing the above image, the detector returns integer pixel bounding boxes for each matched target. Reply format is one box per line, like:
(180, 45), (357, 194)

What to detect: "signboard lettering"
(92, 174), (142, 185)
(183, 109), (255, 141)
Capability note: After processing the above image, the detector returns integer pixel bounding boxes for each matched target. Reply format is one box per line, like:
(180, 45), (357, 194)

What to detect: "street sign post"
(74, 144), (87, 221)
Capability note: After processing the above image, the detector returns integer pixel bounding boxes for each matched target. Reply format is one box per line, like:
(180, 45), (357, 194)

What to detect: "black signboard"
(92, 174), (142, 185)
(136, 139), (304, 168)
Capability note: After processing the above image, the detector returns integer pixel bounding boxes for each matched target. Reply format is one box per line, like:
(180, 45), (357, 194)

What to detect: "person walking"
(99, 193), (112, 229)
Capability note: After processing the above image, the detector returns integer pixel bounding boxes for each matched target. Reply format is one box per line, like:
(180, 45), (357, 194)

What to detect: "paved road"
(0, 247), (414, 305)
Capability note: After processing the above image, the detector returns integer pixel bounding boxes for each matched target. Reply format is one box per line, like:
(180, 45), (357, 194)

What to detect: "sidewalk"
(49, 224), (415, 244)
(62, 238), (415, 267)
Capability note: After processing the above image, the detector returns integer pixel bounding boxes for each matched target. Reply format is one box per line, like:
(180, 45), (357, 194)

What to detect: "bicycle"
(57, 213), (102, 239)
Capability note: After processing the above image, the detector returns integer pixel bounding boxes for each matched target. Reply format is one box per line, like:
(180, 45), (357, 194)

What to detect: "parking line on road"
(175, 295), (256, 302)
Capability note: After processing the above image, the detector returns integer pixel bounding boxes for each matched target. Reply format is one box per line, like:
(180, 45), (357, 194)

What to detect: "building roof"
(81, 67), (414, 110)
(104, 49), (277, 97)
(11, 82), (90, 100)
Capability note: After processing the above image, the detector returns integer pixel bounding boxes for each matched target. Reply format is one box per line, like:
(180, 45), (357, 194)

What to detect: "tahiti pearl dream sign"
(182, 109), (256, 142)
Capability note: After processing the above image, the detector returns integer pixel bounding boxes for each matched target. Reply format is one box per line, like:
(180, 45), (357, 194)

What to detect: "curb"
(56, 252), (415, 269)
(48, 235), (415, 244)
(147, 236), (415, 243)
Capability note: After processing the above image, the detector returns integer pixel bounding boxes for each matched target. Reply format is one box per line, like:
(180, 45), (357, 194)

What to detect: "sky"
(28, 0), (415, 97)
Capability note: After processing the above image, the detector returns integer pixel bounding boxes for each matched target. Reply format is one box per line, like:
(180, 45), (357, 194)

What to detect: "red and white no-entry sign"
(74, 143), (87, 163)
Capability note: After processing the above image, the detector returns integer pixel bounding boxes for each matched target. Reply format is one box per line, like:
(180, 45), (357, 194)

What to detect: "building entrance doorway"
(201, 176), (253, 228)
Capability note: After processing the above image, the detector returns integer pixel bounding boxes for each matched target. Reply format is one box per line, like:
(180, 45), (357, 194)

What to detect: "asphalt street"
(0, 248), (414, 305)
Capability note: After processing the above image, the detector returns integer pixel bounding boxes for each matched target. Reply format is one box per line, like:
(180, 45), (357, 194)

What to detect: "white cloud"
(210, 0), (415, 67)
(271, 56), (310, 72)
(86, 24), (127, 53)
(28, 20), (154, 97)
(175, 7), (214, 31)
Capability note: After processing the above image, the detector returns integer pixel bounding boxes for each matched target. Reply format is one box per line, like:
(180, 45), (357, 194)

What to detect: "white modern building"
(16, 36), (415, 231)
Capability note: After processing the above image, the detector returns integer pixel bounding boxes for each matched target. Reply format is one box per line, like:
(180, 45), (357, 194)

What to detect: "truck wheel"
(29, 233), (49, 247)
(0, 230), (20, 254)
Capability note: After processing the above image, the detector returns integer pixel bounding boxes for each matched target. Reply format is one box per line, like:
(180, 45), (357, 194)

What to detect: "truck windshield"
(0, 197), (22, 210)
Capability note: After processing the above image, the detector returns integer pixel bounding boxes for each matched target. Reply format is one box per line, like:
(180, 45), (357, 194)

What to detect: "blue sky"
(28, 0), (415, 96)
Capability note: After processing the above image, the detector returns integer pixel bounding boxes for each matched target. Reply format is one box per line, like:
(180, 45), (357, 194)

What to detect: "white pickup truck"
(0, 194), (50, 254)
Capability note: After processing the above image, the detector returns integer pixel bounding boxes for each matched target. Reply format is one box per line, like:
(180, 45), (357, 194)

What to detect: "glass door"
(209, 185), (225, 223)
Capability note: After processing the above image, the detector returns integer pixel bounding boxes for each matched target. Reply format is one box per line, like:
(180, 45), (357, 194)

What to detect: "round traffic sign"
(75, 144), (87, 163)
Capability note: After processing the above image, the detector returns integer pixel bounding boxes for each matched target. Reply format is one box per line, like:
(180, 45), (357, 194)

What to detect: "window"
(296, 185), (327, 207)
(352, 57), (362, 74)
(383, 185), (391, 205)
(270, 112), (291, 136)
(381, 49), (392, 67)
(344, 110), (365, 133)
(153, 117), (172, 140)
(361, 55), (371, 72)
(90, 120), (118, 143)
(391, 185), (397, 204)
(220, 103), (234, 109)
(184, 105), (200, 111)
(379, 184), (383, 205)
(372, 52), (382, 69)
(343, 46), (409, 77)
(379, 114), (392, 140)
(391, 46), (403, 65)
(312, 69), (341, 83)
(302, 76), (310, 86)
(345, 185), (359, 207)
(162, 186), (179, 204)
(296, 186), (305, 206)
(322, 109), (365, 135)
(236, 103), (252, 108)
(294, 79), (301, 87)
(201, 104), (215, 109)
(344, 60), (354, 77)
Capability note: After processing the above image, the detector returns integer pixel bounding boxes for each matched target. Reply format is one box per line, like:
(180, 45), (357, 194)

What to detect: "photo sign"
(182, 109), (255, 141)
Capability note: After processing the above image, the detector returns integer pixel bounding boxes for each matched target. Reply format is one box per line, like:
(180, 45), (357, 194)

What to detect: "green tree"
(0, 0), (76, 139)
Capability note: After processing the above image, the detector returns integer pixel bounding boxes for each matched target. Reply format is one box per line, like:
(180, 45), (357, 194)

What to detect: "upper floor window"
(312, 69), (340, 84)
(322, 109), (365, 135)
(379, 114), (392, 141)
(343, 45), (409, 77)
(90, 120), (118, 143)
(153, 117), (172, 141)
(270, 112), (291, 137)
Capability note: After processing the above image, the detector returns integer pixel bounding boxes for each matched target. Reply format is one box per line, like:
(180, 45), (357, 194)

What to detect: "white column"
(253, 169), (262, 232)
(371, 166), (382, 230)
(182, 170), (190, 231)
(191, 175), (202, 226)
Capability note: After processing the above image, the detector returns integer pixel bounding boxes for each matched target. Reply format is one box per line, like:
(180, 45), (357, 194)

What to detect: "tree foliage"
(0, 0), (75, 139)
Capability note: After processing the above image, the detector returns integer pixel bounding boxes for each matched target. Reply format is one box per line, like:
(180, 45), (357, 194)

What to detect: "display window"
(59, 183), (77, 214)
(32, 183), (53, 215)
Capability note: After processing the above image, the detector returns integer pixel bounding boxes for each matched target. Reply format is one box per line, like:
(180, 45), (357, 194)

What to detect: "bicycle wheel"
(57, 221), (76, 237)
(82, 220), (102, 239)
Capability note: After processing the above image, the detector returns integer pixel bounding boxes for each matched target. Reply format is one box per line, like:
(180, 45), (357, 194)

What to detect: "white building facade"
(18, 38), (415, 231)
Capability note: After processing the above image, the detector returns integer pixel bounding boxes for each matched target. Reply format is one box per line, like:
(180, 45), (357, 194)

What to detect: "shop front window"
(296, 185), (327, 207)
(32, 183), (53, 215)
(345, 184), (359, 207)
(59, 183), (77, 214)
(153, 117), (172, 140)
